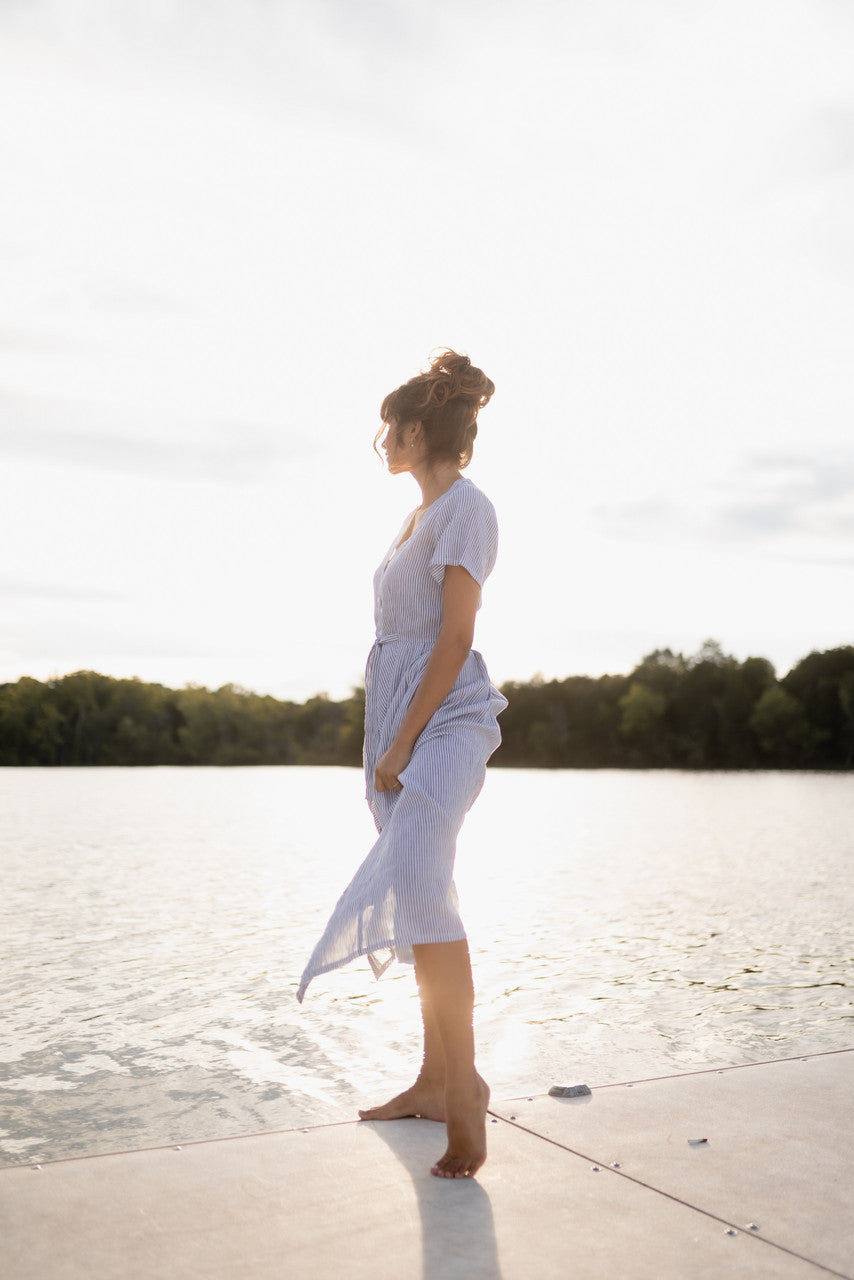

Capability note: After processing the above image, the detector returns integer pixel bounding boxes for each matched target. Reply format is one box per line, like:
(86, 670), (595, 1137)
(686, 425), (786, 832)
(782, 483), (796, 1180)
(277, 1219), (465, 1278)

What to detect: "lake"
(1, 766), (852, 1166)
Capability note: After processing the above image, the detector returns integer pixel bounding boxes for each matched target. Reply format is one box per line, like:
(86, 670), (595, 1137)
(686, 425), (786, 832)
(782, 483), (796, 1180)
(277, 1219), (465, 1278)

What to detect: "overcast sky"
(1, 0), (852, 700)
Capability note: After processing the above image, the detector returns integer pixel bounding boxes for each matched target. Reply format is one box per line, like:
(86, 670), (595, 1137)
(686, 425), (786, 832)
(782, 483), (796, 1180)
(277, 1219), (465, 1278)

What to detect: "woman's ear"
(408, 420), (423, 448)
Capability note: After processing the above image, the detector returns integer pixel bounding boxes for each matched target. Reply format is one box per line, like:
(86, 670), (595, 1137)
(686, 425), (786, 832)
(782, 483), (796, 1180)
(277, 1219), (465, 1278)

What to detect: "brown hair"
(377, 349), (495, 469)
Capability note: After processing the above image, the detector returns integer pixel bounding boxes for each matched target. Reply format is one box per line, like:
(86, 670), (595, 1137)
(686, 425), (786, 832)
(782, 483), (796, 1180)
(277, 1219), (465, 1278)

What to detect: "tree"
(839, 671), (854, 769)
(782, 647), (854, 767)
(749, 686), (819, 766)
(618, 683), (668, 764)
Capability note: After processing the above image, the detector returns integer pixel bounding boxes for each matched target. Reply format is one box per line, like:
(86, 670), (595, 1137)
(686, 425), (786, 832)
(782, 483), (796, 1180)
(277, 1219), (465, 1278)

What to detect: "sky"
(1, 0), (852, 701)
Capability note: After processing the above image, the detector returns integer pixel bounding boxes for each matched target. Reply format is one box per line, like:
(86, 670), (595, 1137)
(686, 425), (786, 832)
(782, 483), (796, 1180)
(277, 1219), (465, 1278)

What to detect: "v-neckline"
(392, 477), (464, 553)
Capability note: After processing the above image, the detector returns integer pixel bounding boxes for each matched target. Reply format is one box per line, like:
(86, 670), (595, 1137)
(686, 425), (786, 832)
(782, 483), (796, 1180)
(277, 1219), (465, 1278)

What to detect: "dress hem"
(296, 928), (468, 1003)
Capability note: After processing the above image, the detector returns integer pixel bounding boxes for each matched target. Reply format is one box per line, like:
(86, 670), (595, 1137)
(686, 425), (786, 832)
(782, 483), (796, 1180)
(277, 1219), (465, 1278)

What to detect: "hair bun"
(424, 349), (495, 412)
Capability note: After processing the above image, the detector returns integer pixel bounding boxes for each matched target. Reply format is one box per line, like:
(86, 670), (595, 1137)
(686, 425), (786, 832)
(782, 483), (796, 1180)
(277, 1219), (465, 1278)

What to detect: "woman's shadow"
(362, 1117), (504, 1280)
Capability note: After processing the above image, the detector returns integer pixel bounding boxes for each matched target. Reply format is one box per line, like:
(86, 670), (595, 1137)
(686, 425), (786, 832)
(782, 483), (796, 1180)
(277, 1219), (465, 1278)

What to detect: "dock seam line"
(486, 1111), (853, 1280)
(593, 1046), (854, 1091)
(0, 1117), (359, 1173)
(494, 1047), (854, 1104)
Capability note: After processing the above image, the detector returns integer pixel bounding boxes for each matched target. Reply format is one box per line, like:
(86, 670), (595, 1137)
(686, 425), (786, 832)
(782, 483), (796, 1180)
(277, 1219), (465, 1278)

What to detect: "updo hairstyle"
(379, 349), (495, 469)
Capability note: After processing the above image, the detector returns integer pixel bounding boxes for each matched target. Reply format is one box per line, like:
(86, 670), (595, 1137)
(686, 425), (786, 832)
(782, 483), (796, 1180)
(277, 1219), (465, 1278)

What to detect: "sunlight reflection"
(2, 766), (853, 1163)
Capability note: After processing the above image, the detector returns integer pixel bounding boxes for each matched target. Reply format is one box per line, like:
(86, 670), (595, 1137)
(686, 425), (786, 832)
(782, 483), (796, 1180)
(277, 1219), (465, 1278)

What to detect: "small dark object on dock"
(549, 1084), (592, 1098)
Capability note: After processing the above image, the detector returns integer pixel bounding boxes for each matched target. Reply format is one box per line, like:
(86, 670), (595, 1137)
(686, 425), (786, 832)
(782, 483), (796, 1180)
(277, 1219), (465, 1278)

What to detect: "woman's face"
(381, 419), (414, 474)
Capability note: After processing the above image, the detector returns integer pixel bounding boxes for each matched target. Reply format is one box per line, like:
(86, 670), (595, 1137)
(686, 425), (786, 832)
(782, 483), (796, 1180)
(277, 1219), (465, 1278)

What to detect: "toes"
(431, 1156), (477, 1179)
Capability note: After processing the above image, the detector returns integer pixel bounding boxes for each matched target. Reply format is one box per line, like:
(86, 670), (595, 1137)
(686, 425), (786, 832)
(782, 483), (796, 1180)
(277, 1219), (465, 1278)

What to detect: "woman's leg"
(359, 939), (489, 1179)
(412, 939), (490, 1178)
(357, 972), (447, 1123)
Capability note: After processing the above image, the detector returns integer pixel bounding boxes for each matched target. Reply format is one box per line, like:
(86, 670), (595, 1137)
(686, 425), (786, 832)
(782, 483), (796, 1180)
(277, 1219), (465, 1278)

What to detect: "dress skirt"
(296, 642), (506, 1001)
(296, 477), (506, 1002)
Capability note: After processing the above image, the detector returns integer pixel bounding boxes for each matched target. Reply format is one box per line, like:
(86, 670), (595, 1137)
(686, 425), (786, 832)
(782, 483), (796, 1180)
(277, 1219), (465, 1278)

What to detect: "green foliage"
(781, 646), (854, 768)
(1, 644), (852, 769)
(494, 643), (851, 769)
(619, 683), (668, 764)
(0, 673), (360, 768)
(748, 686), (819, 766)
(496, 673), (627, 767)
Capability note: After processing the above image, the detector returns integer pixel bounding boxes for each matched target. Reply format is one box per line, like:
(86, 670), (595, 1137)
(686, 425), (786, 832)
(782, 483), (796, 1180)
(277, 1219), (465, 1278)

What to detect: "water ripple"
(1, 766), (852, 1164)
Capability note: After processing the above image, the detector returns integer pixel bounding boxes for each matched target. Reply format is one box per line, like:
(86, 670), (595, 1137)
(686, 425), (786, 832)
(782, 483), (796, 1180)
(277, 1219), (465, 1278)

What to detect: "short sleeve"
(429, 485), (499, 589)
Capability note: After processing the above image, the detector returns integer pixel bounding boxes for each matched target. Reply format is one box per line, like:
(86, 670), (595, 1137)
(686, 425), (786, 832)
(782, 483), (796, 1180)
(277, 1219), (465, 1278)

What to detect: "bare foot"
(358, 1077), (445, 1123)
(431, 1073), (490, 1179)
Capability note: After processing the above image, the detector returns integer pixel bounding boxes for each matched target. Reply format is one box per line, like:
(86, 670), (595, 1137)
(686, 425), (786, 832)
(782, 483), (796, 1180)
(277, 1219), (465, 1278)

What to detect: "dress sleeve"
(429, 486), (499, 588)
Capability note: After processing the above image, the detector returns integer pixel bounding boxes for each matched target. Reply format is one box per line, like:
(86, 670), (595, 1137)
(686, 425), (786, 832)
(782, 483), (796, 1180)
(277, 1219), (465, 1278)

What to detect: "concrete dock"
(2, 1049), (851, 1279)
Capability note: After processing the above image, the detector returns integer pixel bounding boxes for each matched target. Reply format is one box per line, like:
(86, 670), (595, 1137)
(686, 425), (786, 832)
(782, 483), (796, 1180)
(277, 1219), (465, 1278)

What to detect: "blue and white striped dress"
(296, 477), (507, 1001)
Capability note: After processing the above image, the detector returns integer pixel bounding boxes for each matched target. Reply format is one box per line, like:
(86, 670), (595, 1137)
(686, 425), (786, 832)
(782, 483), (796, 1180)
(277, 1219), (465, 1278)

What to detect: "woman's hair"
(377, 349), (495, 469)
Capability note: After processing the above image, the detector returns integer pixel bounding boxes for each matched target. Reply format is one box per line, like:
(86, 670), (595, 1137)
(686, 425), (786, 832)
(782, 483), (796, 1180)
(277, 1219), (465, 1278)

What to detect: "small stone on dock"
(548, 1083), (592, 1098)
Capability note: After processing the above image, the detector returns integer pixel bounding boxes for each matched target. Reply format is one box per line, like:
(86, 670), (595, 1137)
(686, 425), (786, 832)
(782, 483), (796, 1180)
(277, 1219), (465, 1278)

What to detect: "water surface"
(1, 767), (851, 1165)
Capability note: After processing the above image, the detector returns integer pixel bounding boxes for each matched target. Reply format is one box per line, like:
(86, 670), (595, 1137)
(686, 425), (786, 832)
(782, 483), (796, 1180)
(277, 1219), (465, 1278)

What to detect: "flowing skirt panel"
(296, 645), (506, 1002)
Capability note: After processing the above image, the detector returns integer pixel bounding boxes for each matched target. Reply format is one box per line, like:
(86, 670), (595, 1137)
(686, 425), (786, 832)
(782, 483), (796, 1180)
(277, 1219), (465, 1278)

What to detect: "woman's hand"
(375, 740), (414, 792)
(373, 567), (479, 794)
(373, 567), (480, 794)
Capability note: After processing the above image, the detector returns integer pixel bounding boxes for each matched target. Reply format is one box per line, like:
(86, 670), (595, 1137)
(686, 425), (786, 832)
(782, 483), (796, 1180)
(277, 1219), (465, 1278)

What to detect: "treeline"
(0, 674), (366, 768)
(1, 641), (852, 769)
(497, 642), (854, 769)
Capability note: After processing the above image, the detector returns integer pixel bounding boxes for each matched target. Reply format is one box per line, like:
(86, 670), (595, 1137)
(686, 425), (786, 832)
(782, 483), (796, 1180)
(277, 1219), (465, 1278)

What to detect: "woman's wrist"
(393, 727), (419, 753)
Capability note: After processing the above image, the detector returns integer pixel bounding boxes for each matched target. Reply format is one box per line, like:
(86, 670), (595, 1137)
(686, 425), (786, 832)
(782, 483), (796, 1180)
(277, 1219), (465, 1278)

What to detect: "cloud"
(714, 454), (854, 540)
(0, 578), (126, 603)
(316, 0), (428, 56)
(762, 103), (854, 193)
(0, 326), (83, 353)
(83, 278), (190, 317)
(0, 0), (434, 134)
(806, 105), (854, 179)
(0, 390), (313, 482)
(595, 452), (854, 560)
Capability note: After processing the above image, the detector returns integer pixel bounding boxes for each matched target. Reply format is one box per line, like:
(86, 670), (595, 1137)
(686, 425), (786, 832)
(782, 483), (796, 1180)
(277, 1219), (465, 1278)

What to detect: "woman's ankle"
(416, 1067), (446, 1090)
(444, 1065), (486, 1095)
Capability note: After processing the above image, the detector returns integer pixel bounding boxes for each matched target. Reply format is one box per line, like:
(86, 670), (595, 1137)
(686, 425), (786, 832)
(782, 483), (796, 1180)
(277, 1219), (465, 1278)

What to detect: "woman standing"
(297, 350), (506, 1179)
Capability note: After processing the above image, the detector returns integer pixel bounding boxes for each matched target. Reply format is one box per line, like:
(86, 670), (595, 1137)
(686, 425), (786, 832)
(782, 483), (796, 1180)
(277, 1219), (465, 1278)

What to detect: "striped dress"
(296, 477), (507, 1002)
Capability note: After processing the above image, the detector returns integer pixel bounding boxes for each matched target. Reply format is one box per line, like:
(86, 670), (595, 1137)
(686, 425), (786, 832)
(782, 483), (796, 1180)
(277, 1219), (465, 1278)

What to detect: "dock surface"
(2, 1049), (852, 1279)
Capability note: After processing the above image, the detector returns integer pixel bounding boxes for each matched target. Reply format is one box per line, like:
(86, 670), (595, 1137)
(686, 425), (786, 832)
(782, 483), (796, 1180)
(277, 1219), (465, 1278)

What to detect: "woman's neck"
(411, 463), (463, 510)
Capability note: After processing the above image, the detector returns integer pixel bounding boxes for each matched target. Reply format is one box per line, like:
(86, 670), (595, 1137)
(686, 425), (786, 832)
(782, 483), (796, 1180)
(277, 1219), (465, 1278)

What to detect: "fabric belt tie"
(365, 633), (405, 687)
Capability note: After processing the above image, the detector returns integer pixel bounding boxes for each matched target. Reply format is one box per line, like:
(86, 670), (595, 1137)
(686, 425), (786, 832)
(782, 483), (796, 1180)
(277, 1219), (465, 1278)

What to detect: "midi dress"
(296, 477), (507, 1002)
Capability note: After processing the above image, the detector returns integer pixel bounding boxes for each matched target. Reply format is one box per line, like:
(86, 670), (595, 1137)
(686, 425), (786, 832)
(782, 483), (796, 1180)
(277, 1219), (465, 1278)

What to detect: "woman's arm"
(374, 565), (480, 792)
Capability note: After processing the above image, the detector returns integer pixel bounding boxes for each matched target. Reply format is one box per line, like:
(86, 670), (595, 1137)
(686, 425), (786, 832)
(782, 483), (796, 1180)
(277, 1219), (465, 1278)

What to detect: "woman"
(297, 349), (507, 1179)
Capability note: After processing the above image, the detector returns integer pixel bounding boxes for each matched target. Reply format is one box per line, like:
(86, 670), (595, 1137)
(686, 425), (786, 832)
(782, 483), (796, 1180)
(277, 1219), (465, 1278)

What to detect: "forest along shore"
(1, 641), (852, 771)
